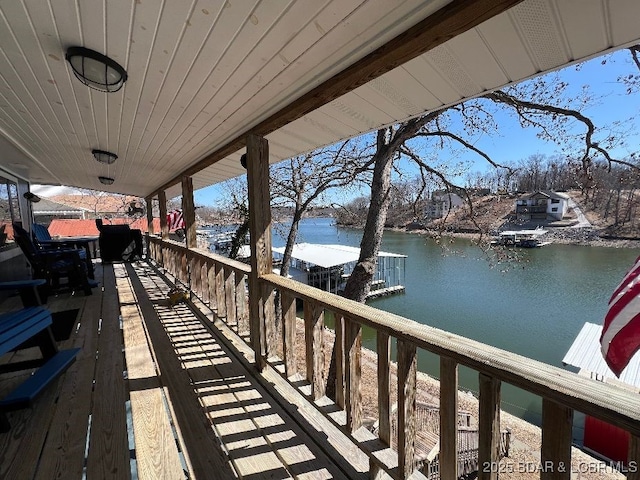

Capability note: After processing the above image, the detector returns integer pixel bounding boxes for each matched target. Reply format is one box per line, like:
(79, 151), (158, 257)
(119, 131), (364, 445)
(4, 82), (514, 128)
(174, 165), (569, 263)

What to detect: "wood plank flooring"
(0, 260), (365, 479)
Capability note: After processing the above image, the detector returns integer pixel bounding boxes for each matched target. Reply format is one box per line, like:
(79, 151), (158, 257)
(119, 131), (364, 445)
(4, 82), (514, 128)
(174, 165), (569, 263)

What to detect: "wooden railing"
(148, 236), (640, 480)
(147, 237), (251, 338)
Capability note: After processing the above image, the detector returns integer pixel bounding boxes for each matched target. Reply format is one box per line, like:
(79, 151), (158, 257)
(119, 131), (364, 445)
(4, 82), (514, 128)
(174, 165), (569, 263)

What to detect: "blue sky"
(194, 47), (640, 207)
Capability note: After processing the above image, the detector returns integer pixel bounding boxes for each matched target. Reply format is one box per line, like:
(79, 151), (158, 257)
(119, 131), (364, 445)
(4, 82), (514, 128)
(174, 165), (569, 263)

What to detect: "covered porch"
(1, 0), (640, 478)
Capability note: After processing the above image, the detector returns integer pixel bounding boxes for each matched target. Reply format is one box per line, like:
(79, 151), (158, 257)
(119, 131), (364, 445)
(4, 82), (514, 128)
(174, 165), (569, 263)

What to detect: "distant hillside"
(427, 190), (640, 240)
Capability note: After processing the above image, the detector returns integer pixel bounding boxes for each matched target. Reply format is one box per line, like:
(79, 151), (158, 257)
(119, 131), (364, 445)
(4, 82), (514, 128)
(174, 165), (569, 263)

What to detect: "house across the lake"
(272, 243), (406, 298)
(515, 191), (570, 221)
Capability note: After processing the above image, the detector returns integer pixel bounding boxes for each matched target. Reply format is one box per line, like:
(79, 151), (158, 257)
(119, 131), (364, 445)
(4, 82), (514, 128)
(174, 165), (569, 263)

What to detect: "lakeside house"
(515, 190), (570, 221)
(425, 190), (465, 220)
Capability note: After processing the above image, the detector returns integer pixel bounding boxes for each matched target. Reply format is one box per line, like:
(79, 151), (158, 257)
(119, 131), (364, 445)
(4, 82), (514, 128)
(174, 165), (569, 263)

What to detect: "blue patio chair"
(13, 223), (97, 296)
(31, 223), (95, 279)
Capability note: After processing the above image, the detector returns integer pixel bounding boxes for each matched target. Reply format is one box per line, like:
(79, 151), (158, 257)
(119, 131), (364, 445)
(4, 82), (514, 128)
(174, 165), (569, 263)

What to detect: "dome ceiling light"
(98, 176), (115, 185)
(92, 149), (118, 164)
(65, 46), (128, 93)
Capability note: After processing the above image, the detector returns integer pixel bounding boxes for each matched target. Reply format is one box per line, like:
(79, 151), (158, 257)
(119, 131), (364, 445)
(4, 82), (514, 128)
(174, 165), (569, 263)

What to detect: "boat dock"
(493, 228), (551, 248)
(272, 243), (406, 298)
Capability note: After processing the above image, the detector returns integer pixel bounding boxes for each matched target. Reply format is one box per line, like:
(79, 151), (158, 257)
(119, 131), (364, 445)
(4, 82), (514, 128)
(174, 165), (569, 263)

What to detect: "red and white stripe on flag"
(167, 210), (185, 231)
(600, 255), (640, 377)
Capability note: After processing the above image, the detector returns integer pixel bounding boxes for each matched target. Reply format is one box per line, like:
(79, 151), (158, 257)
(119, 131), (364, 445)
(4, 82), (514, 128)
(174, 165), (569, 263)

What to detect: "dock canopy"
(272, 243), (406, 269)
(562, 322), (640, 389)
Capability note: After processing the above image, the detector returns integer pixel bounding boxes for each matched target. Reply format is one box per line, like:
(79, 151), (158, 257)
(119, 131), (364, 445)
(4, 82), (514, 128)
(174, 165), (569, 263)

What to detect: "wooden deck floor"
(0, 260), (367, 479)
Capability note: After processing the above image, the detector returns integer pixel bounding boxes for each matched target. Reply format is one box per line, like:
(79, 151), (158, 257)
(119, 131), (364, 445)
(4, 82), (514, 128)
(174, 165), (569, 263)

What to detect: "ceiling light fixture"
(98, 176), (115, 185)
(65, 46), (128, 93)
(92, 149), (118, 164)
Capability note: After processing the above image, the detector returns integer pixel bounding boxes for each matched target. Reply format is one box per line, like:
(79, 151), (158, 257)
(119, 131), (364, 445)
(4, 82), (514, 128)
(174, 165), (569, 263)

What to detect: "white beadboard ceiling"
(1, 0), (639, 200)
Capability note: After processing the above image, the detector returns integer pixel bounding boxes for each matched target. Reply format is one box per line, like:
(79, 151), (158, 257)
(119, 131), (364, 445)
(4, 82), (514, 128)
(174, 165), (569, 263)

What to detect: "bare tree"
(270, 143), (370, 278)
(342, 71), (638, 302)
(216, 177), (250, 259)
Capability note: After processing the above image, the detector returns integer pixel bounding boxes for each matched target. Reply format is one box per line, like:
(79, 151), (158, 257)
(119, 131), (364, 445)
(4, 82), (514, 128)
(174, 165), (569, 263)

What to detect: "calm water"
(214, 218), (640, 428)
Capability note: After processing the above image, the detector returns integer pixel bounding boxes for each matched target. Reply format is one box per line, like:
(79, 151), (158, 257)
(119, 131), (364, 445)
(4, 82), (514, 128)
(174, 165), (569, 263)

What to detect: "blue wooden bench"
(0, 279), (46, 307)
(0, 306), (80, 431)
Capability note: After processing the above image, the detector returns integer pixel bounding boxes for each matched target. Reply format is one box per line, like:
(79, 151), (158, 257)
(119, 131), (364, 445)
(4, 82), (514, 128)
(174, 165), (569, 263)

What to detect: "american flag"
(600, 256), (640, 376)
(167, 209), (185, 231)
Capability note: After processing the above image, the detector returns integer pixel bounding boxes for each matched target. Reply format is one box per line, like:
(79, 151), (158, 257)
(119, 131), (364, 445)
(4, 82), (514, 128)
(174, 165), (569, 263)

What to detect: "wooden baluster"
(207, 261), (217, 311)
(541, 399), (572, 480)
(215, 262), (226, 318)
(263, 283), (276, 358)
(397, 339), (416, 478)
(478, 373), (501, 480)
(235, 272), (248, 335)
(201, 259), (209, 304)
(377, 332), (391, 446)
(304, 299), (325, 399)
(189, 255), (197, 295)
(195, 256), (203, 298)
(281, 290), (297, 377)
(440, 357), (458, 479)
(224, 268), (236, 328)
(344, 316), (362, 432)
(334, 313), (345, 409)
(181, 250), (188, 284)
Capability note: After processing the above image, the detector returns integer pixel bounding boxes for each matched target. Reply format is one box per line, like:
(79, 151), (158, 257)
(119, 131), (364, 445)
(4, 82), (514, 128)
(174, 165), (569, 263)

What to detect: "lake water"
(211, 217), (640, 429)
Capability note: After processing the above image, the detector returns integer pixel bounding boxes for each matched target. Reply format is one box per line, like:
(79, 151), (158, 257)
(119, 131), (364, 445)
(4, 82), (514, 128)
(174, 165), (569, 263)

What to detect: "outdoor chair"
(12, 223), (96, 296)
(31, 223), (95, 279)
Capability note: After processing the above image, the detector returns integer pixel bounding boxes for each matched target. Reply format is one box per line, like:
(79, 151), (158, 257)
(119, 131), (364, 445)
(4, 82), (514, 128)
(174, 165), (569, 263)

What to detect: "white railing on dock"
(148, 236), (640, 480)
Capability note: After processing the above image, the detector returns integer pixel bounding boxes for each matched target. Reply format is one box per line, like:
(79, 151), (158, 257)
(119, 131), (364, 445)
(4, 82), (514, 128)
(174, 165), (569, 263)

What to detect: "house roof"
(519, 190), (570, 201)
(48, 218), (160, 237)
(48, 195), (143, 215)
(273, 243), (406, 269)
(32, 197), (90, 215)
(562, 322), (640, 390)
(1, 1), (640, 199)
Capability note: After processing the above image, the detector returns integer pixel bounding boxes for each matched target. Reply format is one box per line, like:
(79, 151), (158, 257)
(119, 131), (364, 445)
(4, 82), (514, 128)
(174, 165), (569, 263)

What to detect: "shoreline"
(389, 226), (640, 249)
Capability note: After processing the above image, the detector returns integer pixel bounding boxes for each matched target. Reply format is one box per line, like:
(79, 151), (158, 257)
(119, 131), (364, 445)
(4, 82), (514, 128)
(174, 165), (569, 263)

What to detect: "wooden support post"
(246, 134), (272, 371)
(344, 316), (362, 433)
(541, 399), (573, 480)
(397, 339), (416, 478)
(478, 373), (501, 480)
(440, 357), (458, 479)
(181, 176), (197, 248)
(146, 197), (154, 235)
(158, 190), (168, 240)
(304, 299), (325, 400)
(377, 332), (391, 446)
(281, 291), (297, 377)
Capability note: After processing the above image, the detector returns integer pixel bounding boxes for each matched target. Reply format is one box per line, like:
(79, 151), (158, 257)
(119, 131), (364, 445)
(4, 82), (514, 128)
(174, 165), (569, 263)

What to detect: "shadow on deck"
(0, 260), (363, 479)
